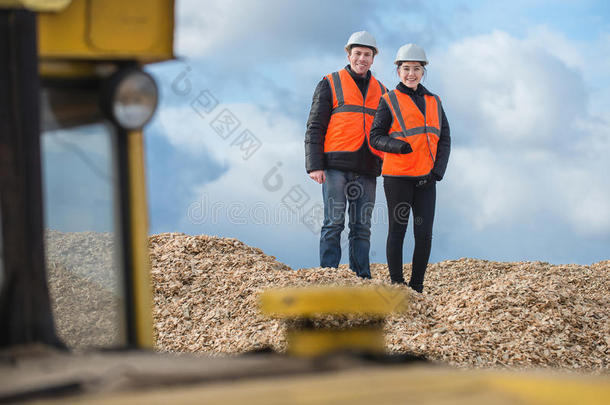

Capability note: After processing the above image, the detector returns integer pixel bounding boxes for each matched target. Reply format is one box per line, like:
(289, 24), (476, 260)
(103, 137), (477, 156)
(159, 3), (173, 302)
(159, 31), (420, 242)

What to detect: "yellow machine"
(0, 0), (174, 352)
(0, 1), (608, 403)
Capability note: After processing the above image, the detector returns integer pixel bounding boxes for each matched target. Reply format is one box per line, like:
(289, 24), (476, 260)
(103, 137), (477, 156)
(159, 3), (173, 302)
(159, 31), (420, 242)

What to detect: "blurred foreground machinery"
(0, 1), (608, 403)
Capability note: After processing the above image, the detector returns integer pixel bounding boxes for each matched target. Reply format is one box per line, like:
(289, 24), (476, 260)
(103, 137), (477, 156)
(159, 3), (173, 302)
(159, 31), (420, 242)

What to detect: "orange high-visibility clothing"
(324, 69), (386, 159)
(380, 90), (442, 176)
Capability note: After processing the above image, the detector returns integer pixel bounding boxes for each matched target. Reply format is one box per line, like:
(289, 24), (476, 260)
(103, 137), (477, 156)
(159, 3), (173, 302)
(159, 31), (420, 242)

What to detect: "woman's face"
(398, 61), (424, 89)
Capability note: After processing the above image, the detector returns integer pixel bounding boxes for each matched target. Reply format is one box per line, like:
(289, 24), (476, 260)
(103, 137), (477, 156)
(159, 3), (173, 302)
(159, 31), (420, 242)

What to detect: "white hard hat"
(345, 31), (378, 55)
(394, 43), (428, 65)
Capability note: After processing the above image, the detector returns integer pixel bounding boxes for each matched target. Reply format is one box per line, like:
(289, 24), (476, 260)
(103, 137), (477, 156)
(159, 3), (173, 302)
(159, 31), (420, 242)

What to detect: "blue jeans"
(320, 169), (376, 278)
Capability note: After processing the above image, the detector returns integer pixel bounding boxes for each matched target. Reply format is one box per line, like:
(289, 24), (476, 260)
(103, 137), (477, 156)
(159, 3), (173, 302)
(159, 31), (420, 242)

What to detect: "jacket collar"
(345, 65), (371, 81)
(396, 82), (430, 96)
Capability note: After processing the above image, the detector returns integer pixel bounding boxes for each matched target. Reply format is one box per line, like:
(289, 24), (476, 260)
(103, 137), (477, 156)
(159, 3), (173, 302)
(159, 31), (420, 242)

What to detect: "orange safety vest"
(324, 69), (386, 159)
(381, 90), (442, 177)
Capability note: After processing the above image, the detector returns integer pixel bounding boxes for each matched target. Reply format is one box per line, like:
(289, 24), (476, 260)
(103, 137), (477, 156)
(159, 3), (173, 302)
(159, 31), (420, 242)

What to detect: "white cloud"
(446, 147), (536, 229)
(174, 0), (236, 59)
(156, 99), (315, 205)
(524, 25), (585, 70)
(174, 0), (439, 67)
(432, 30), (588, 147)
(175, 0), (378, 60)
(432, 29), (610, 236)
(552, 166), (610, 235)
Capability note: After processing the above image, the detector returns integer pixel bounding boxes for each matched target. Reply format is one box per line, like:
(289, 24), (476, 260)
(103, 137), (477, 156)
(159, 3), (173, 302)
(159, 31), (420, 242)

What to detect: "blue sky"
(143, 0), (610, 269)
(42, 124), (117, 233)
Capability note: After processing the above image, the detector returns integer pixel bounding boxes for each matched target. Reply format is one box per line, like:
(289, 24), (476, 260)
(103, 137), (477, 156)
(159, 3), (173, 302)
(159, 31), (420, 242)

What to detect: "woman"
(369, 43), (450, 293)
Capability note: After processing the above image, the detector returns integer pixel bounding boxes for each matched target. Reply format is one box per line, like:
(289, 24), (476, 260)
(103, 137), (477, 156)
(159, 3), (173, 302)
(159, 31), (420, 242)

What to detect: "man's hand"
(309, 170), (326, 184)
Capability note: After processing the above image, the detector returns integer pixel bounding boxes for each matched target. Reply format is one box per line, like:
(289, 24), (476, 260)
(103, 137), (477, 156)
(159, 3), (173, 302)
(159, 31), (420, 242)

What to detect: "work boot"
(391, 280), (422, 293)
(408, 282), (423, 293)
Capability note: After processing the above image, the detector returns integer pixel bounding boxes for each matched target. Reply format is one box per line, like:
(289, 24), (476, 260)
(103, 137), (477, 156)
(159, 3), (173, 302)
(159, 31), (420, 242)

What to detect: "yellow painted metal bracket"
(286, 327), (385, 357)
(259, 286), (410, 318)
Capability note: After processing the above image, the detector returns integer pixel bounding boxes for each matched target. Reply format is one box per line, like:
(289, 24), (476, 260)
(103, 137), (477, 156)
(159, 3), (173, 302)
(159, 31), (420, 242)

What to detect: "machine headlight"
(103, 69), (158, 130)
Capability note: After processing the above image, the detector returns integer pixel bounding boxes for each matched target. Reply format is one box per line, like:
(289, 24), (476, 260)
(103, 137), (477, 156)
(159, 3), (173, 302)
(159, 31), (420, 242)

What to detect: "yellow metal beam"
(486, 374), (610, 405)
(45, 365), (610, 405)
(0, 0), (71, 12)
(38, 60), (104, 78)
(127, 130), (153, 348)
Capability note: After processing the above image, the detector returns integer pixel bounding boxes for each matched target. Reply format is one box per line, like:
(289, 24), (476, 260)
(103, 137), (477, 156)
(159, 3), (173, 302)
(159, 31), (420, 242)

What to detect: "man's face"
(347, 46), (374, 76)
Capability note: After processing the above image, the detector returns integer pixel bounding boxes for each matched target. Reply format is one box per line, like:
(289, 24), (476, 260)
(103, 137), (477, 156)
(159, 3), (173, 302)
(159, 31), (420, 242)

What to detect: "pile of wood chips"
(150, 233), (609, 373)
(45, 230), (123, 349)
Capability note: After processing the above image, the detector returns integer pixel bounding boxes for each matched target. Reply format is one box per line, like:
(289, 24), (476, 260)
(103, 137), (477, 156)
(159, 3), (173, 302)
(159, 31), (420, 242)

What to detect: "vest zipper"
(423, 97), (435, 167)
(362, 77), (370, 144)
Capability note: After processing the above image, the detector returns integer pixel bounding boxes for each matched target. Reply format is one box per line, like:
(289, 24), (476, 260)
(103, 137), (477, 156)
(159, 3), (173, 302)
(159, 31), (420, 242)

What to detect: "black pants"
(383, 176), (436, 291)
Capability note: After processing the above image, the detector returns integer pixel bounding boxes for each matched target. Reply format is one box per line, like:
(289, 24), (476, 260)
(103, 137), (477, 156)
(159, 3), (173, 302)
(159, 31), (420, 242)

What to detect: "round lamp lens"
(112, 71), (158, 130)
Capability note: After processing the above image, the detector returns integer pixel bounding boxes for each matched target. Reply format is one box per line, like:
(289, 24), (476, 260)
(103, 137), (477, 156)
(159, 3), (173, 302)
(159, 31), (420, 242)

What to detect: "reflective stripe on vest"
(381, 90), (442, 177)
(324, 69), (386, 159)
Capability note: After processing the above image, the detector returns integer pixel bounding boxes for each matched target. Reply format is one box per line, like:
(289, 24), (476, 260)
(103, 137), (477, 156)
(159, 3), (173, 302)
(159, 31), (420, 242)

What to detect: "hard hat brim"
(394, 60), (428, 66)
(345, 44), (378, 55)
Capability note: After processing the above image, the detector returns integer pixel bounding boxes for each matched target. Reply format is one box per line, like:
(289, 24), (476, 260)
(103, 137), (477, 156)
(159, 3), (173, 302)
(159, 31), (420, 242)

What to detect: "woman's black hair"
(395, 61), (427, 81)
(396, 61), (425, 68)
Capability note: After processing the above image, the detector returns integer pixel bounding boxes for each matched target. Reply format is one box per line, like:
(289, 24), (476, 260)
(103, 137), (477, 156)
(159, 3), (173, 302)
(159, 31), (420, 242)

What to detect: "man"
(305, 31), (387, 278)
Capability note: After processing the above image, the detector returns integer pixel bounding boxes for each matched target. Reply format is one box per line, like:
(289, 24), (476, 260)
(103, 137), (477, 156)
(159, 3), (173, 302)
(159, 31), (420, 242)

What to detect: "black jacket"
(369, 82), (451, 180)
(304, 65), (383, 176)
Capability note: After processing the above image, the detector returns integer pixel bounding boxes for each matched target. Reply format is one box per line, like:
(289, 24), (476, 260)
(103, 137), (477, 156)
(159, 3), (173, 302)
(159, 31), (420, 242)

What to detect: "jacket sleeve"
(305, 78), (332, 173)
(432, 105), (451, 180)
(369, 98), (411, 154)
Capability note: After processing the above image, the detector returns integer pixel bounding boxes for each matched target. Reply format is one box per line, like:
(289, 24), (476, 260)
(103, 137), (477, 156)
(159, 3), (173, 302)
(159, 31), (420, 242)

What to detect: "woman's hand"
(415, 172), (439, 188)
(309, 170), (326, 184)
(399, 141), (413, 154)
